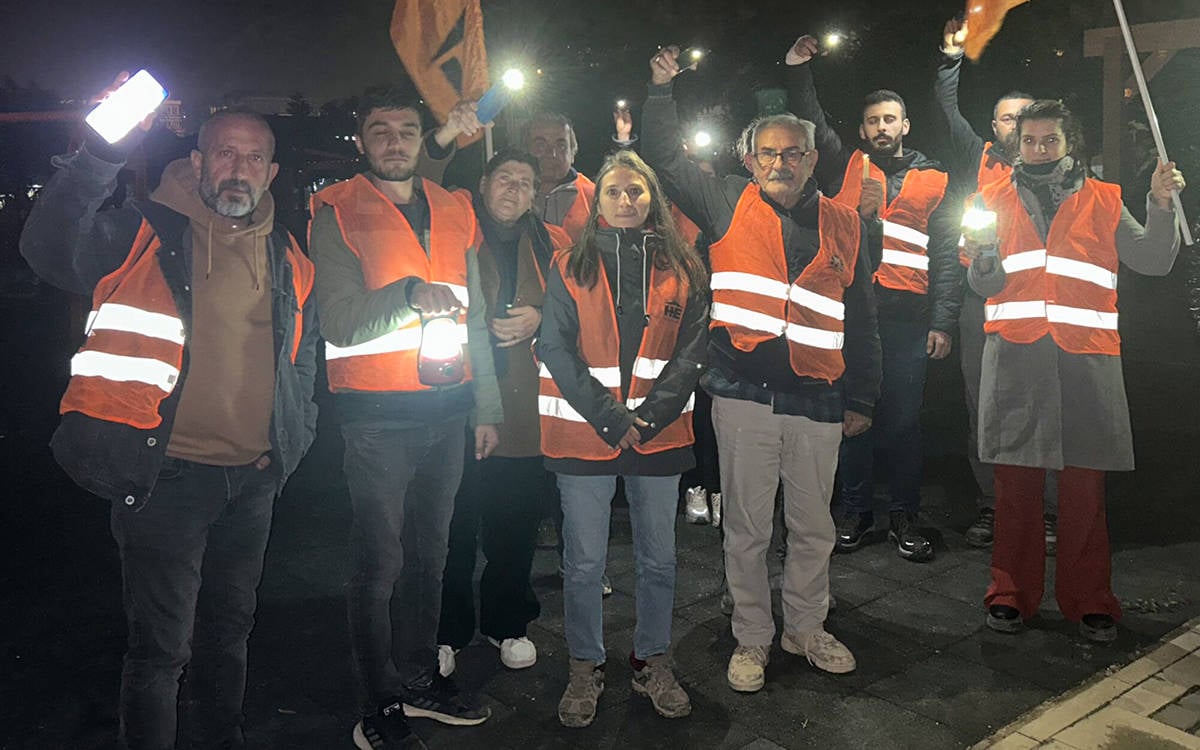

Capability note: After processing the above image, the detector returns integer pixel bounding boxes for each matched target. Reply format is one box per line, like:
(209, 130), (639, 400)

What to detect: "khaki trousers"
(711, 395), (841, 646)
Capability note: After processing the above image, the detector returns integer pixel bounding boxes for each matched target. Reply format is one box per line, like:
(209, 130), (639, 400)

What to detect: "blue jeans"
(110, 457), (278, 750)
(839, 319), (929, 516)
(342, 418), (465, 712)
(557, 473), (679, 664)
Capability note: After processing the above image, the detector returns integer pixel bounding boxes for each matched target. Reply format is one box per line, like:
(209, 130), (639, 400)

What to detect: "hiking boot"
(536, 517), (558, 549)
(985, 604), (1023, 634)
(965, 507), (995, 548)
(889, 511), (934, 562)
(631, 653), (691, 718)
(726, 644), (769, 692)
(353, 700), (428, 750)
(781, 629), (856, 674)
(1044, 514), (1058, 557)
(436, 645), (457, 677)
(558, 658), (604, 727)
(835, 512), (874, 552)
(1080, 613), (1117, 643)
(487, 636), (537, 669)
(685, 486), (710, 524)
(400, 671), (490, 726)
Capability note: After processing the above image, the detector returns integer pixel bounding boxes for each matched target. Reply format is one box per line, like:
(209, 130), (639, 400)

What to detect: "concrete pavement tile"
(1173, 629), (1200, 653)
(670, 558), (726, 608)
(862, 652), (1053, 740)
(851, 587), (985, 649)
(795, 614), (937, 693)
(950, 627), (1133, 693)
(1018, 677), (1131, 740)
(579, 677), (760, 750)
(976, 731), (1040, 749)
(827, 558), (901, 609)
(1151, 703), (1200, 733)
(1162, 655), (1200, 688)
(832, 536), (963, 584)
(669, 617), (737, 682)
(1057, 706), (1200, 749)
(736, 740), (788, 750)
(1110, 676), (1191, 715)
(1112, 642), (1192, 685)
(914, 558), (992, 606)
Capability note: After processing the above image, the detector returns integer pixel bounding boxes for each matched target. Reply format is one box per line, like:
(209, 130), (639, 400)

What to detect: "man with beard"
(788, 34), (961, 563)
(308, 87), (502, 749)
(935, 17), (1054, 551)
(525, 112), (594, 243)
(21, 74), (318, 750)
(643, 47), (881, 692)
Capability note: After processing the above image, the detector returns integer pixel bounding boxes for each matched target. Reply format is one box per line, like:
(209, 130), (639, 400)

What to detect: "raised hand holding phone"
(85, 70), (167, 145)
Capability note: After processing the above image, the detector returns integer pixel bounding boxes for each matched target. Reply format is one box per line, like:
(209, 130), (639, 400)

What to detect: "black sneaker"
(401, 672), (491, 726)
(1080, 613), (1117, 643)
(354, 700), (428, 749)
(835, 512), (874, 552)
(965, 507), (995, 548)
(985, 604), (1023, 634)
(1044, 514), (1058, 557)
(888, 511), (934, 562)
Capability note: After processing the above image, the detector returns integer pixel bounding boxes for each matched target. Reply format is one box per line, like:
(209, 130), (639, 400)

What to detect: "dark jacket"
(788, 64), (964, 335)
(19, 147), (319, 510)
(537, 227), (708, 476)
(933, 50), (1015, 194)
(641, 80), (881, 422)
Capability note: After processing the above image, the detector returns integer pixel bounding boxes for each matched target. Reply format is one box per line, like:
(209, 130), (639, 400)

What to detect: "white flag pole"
(1112, 0), (1193, 245)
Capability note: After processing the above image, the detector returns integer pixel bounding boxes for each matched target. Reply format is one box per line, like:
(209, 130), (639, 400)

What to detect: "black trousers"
(438, 447), (550, 648)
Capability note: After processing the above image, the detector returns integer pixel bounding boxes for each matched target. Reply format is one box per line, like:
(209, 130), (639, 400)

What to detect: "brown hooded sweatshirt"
(150, 158), (276, 466)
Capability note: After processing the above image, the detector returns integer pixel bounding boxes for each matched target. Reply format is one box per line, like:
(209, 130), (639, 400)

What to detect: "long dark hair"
(567, 150), (707, 294)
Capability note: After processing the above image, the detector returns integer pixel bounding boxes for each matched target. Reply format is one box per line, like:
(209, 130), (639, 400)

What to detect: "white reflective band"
(984, 300), (1046, 321)
(880, 249), (930, 271)
(1002, 249), (1047, 274)
(1046, 304), (1119, 330)
(710, 271), (789, 300)
(537, 363), (621, 389)
(710, 303), (786, 336)
(625, 393), (695, 413)
(632, 357), (669, 381)
(957, 234), (966, 248)
(882, 220), (929, 248)
(1045, 256), (1118, 290)
(324, 328), (422, 360)
(71, 350), (179, 392)
(86, 304), (185, 345)
(785, 324), (844, 350)
(538, 394), (588, 422)
(441, 283), (470, 308)
(787, 286), (844, 321)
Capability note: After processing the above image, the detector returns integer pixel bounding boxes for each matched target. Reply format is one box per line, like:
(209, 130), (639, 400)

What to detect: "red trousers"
(985, 464), (1122, 622)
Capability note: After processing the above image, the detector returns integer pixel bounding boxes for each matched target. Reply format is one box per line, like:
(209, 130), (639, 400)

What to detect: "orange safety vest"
(538, 251), (694, 460)
(557, 173), (595, 243)
(979, 176), (1123, 356)
(708, 184), (861, 383)
(977, 142), (1012, 190)
(312, 174), (477, 392)
(59, 219), (313, 430)
(833, 150), (948, 295)
(671, 204), (702, 248)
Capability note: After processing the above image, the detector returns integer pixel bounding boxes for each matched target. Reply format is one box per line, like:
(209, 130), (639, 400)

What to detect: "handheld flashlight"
(85, 70), (168, 144)
(961, 207), (999, 251)
(476, 68), (526, 126)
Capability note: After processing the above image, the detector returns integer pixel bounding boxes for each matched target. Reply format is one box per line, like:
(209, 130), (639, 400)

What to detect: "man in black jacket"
(643, 47), (881, 693)
(788, 34), (962, 563)
(20, 76), (318, 750)
(935, 17), (1057, 551)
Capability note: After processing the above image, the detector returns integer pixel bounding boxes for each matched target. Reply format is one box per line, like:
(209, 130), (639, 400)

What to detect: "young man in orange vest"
(525, 112), (595, 244)
(21, 75), (318, 750)
(934, 16), (1060, 552)
(788, 34), (962, 563)
(643, 47), (882, 692)
(308, 87), (503, 749)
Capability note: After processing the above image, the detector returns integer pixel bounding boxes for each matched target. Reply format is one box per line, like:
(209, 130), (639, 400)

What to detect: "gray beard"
(199, 180), (256, 218)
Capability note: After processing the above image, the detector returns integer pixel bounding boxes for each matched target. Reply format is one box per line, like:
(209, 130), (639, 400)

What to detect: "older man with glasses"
(642, 46), (881, 693)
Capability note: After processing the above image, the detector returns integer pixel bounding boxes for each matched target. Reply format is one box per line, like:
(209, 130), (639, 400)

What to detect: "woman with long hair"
(536, 149), (707, 728)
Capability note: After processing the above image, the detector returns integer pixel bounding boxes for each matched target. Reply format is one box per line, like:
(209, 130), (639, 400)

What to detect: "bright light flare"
(825, 32), (843, 48)
(501, 69), (526, 91)
(419, 317), (464, 361)
(961, 208), (997, 232)
(692, 130), (713, 149)
(615, 99), (628, 110)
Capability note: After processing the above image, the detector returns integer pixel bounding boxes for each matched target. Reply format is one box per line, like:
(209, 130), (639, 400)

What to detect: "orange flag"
(963, 0), (1031, 61)
(390, 0), (489, 146)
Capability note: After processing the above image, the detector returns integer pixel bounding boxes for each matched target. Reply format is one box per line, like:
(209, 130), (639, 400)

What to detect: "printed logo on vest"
(829, 255), (845, 273)
(664, 300), (684, 320)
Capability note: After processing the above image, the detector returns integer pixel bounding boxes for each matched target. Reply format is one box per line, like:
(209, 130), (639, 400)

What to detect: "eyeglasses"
(995, 115), (1019, 125)
(751, 148), (811, 169)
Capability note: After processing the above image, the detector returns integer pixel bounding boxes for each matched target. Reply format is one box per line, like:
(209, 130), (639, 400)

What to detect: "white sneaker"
(710, 492), (722, 527)
(488, 636), (537, 669)
(437, 644), (458, 677)
(781, 628), (856, 674)
(726, 644), (769, 692)
(685, 486), (711, 524)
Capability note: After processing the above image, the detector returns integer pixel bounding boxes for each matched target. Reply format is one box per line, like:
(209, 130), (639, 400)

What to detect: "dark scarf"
(1013, 156), (1086, 240)
(473, 193), (554, 307)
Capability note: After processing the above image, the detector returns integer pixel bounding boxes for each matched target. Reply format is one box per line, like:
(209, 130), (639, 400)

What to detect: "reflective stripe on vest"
(311, 174), (475, 392)
(70, 350), (180, 392)
(539, 248), (694, 460)
(980, 176), (1123, 354)
(86, 304), (185, 345)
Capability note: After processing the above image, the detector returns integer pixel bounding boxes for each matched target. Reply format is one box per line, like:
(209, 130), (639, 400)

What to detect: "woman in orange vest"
(537, 150), (708, 728)
(963, 100), (1185, 643)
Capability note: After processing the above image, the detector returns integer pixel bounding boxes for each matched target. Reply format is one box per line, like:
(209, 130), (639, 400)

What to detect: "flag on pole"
(963, 0), (1031, 61)
(390, 0), (489, 146)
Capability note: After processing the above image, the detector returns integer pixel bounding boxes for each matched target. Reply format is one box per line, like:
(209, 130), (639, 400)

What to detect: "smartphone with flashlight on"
(85, 70), (168, 145)
(961, 207), (999, 258)
(678, 47), (708, 71)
